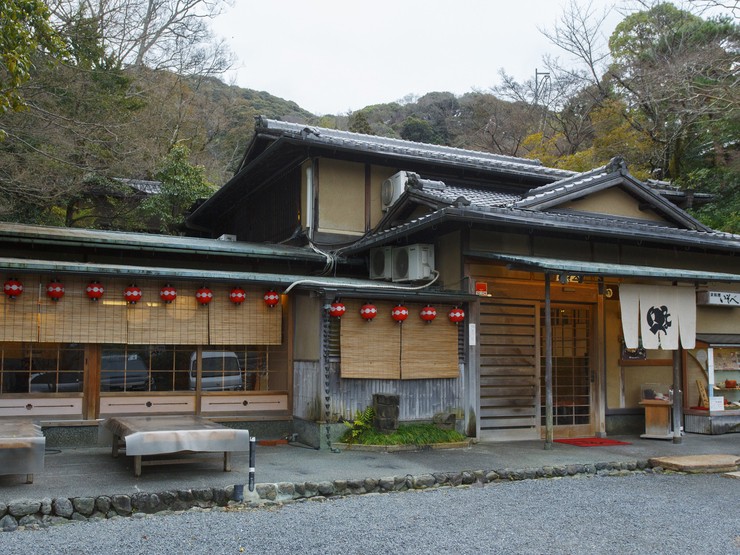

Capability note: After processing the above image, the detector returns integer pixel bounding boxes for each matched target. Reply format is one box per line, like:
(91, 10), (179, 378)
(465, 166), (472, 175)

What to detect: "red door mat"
(554, 437), (632, 447)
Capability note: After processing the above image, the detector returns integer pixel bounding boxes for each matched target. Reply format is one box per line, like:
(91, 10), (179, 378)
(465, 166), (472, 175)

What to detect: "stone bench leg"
(224, 452), (231, 472)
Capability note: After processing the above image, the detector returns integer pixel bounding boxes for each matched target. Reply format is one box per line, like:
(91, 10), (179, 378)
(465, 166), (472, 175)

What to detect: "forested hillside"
(1, 1), (737, 232)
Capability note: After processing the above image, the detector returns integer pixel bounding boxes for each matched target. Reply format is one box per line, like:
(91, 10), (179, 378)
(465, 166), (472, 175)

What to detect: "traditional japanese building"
(1, 117), (738, 446)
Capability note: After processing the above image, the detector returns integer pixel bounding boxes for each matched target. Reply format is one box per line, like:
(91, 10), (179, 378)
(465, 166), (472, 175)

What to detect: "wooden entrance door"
(541, 305), (595, 438)
(479, 301), (540, 440)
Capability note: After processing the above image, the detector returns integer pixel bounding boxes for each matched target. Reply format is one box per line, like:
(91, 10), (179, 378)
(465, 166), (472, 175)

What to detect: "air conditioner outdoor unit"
(392, 244), (435, 282)
(381, 171), (409, 212)
(369, 247), (393, 280)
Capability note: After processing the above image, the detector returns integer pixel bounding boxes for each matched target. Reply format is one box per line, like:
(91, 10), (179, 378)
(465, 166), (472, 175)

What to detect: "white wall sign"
(468, 323), (476, 346)
(697, 291), (740, 307)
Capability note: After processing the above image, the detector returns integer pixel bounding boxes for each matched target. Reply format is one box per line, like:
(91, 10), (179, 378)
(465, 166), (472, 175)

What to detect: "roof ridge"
(255, 117), (575, 176)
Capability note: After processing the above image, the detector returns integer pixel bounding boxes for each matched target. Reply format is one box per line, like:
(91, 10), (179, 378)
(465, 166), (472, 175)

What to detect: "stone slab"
(649, 454), (740, 473)
(722, 471), (740, 480)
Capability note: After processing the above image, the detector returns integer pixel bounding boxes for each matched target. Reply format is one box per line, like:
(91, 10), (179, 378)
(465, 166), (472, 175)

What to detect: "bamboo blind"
(0, 275), (38, 342)
(209, 287), (282, 345)
(39, 278), (127, 343)
(340, 299), (401, 379)
(126, 282), (208, 345)
(400, 303), (459, 379)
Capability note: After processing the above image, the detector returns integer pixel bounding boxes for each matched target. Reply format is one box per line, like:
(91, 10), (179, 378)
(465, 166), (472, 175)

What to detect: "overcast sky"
(210, 0), (628, 115)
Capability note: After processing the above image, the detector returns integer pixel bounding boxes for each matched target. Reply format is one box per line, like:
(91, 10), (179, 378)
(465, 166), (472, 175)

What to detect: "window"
(0, 343), (84, 394)
(100, 344), (279, 393)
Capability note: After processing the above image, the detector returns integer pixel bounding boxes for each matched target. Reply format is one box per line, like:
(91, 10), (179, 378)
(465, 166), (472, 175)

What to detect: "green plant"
(350, 424), (465, 446)
(342, 406), (375, 444)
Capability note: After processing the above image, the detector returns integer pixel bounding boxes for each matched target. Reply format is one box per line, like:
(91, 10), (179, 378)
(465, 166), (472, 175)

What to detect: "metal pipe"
(248, 436), (256, 491)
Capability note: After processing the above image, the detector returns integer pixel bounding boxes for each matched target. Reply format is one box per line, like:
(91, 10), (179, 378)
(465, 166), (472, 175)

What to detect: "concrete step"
(649, 454), (740, 473)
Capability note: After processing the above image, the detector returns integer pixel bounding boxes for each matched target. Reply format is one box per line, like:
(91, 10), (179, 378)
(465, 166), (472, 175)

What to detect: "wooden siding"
(220, 168), (301, 243)
(327, 361), (463, 422)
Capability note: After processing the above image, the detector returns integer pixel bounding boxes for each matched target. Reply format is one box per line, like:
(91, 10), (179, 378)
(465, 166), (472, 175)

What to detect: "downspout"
(305, 164), (314, 242)
(544, 272), (554, 449)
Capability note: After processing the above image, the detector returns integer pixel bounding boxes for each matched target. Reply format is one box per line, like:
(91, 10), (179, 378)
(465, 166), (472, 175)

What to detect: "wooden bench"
(0, 419), (45, 484)
(103, 415), (250, 477)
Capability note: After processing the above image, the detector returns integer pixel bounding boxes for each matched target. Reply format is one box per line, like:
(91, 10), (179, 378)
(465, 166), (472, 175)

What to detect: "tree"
(0, 0), (66, 118)
(683, 167), (739, 233)
(399, 116), (440, 144)
(348, 110), (373, 135)
(608, 4), (740, 178)
(46, 0), (233, 76)
(0, 11), (147, 224)
(140, 143), (215, 233)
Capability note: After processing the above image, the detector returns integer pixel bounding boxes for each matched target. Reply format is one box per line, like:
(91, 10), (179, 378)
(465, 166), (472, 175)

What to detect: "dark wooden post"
(544, 273), (553, 449)
(672, 347), (683, 444)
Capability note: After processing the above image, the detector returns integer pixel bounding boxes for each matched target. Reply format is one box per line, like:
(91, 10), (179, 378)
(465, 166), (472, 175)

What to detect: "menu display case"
(711, 348), (740, 407)
(684, 339), (740, 434)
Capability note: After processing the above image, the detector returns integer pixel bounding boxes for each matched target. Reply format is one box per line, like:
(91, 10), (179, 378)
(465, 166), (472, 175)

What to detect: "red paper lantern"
(448, 306), (465, 324)
(420, 304), (437, 323)
(360, 302), (377, 321)
(230, 286), (246, 305)
(391, 304), (409, 323)
(85, 281), (104, 301)
(160, 284), (177, 304)
(195, 285), (213, 305)
(329, 300), (346, 318)
(264, 290), (280, 308)
(124, 284), (142, 304)
(46, 279), (65, 301)
(3, 278), (23, 299)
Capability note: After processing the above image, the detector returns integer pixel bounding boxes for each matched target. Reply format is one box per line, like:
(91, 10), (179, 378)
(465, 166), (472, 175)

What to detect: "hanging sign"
(696, 291), (740, 307)
(475, 282), (490, 297)
(619, 284), (696, 351)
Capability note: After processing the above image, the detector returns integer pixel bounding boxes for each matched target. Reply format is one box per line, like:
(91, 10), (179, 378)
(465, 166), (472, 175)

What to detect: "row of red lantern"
(3, 278), (280, 308)
(329, 300), (465, 324)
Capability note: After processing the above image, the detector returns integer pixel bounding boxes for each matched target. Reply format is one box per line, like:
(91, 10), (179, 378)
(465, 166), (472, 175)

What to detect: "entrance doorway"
(540, 305), (594, 438)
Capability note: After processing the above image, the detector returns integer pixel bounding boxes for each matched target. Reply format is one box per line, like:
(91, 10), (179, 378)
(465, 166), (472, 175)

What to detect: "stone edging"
(0, 459), (665, 532)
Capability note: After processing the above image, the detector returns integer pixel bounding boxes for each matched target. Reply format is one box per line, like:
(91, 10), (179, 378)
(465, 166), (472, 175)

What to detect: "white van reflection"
(100, 354), (151, 392)
(189, 351), (242, 391)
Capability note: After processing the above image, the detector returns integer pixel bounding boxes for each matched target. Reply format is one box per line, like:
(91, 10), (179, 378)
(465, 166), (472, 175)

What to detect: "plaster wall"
(317, 159), (366, 235)
(293, 293), (321, 361)
(436, 231), (462, 290)
(371, 165), (398, 226)
(561, 188), (665, 222)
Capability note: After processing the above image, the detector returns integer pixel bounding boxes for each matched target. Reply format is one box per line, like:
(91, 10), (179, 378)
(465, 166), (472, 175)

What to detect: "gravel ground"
(2, 473), (739, 555)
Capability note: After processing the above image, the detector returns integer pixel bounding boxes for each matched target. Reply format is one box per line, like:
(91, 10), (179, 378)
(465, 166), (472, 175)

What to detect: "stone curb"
(0, 458), (669, 532)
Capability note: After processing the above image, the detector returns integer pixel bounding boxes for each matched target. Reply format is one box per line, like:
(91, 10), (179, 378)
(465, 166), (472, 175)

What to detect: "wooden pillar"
(672, 347), (683, 444)
(544, 273), (553, 449)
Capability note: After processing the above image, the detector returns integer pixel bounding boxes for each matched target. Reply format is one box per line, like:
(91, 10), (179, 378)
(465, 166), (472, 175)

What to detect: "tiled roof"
(341, 204), (740, 254)
(515, 167), (613, 208)
(0, 222), (328, 263)
(256, 117), (574, 180)
(114, 178), (162, 195)
(423, 184), (521, 207)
